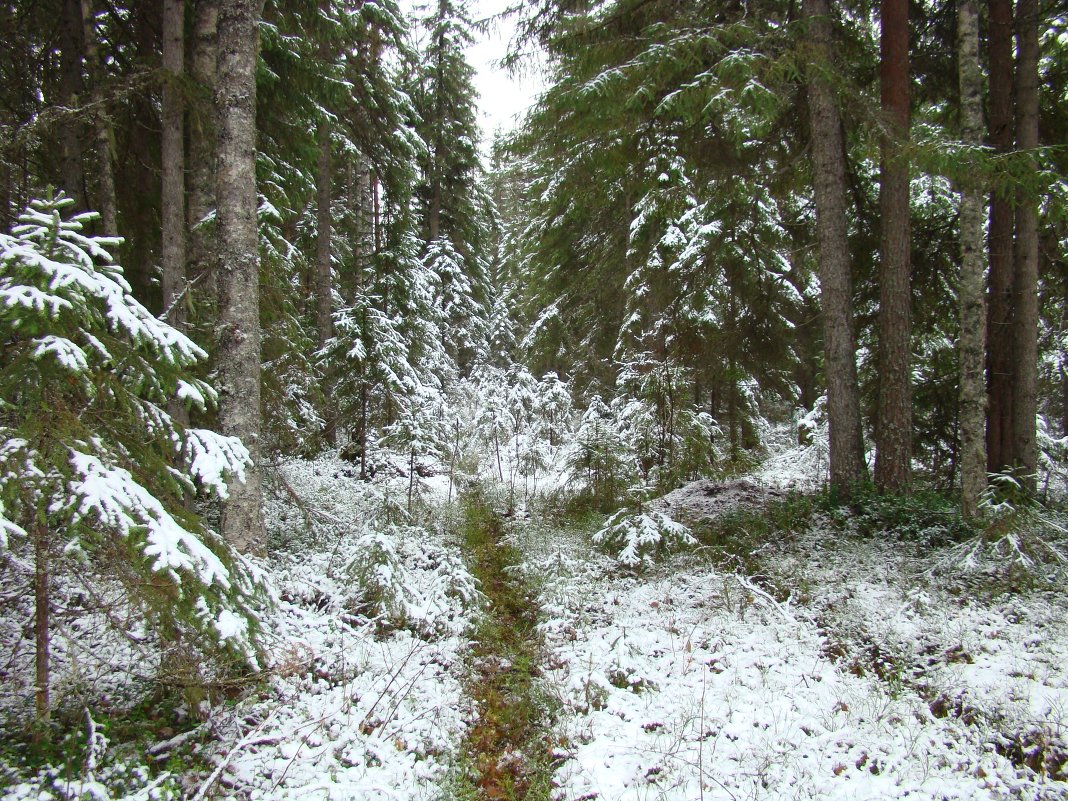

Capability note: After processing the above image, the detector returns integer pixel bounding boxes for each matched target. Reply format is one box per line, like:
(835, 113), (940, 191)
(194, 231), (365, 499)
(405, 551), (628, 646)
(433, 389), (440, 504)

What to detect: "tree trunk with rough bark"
(34, 519), (50, 726)
(215, 0), (264, 553)
(986, 0), (1015, 473)
(358, 160), (374, 273)
(189, 0), (219, 302)
(315, 120), (336, 445)
(1013, 0), (1040, 491)
(957, 0), (987, 519)
(161, 0), (186, 331)
(874, 0), (912, 493)
(803, 0), (867, 494)
(58, 0), (86, 210)
(315, 124), (333, 348)
(80, 0), (117, 237)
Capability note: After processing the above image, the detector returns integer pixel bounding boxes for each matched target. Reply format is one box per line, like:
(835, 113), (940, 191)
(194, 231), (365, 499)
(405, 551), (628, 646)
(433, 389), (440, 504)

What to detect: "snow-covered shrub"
(348, 527), (409, 626)
(536, 371), (573, 448)
(1037, 415), (1068, 501)
(424, 237), (485, 365)
(940, 472), (1068, 584)
(592, 509), (696, 569)
(756, 397), (830, 489)
(0, 195), (263, 719)
(614, 357), (722, 487)
(346, 524), (481, 637)
(0, 710), (181, 800)
(564, 396), (639, 510)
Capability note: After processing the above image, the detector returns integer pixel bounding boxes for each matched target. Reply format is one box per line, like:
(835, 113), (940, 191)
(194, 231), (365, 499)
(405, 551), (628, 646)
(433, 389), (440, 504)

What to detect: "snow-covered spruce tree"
(424, 237), (487, 370)
(413, 0), (493, 373)
(0, 196), (261, 724)
(565, 396), (639, 511)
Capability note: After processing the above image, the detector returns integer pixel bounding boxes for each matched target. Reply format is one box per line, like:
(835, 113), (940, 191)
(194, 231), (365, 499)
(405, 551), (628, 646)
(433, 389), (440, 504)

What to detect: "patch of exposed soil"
(654, 479), (788, 523)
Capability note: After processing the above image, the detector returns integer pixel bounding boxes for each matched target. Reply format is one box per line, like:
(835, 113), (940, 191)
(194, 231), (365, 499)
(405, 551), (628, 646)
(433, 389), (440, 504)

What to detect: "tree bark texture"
(34, 519), (50, 724)
(358, 160), (374, 275)
(874, 0), (911, 493)
(315, 120), (336, 445)
(803, 0), (867, 493)
(1012, 0), (1040, 489)
(956, 0), (987, 519)
(80, 0), (117, 237)
(58, 0), (86, 210)
(216, 0), (264, 553)
(189, 0), (219, 299)
(315, 122), (333, 349)
(986, 0), (1015, 473)
(161, 0), (186, 331)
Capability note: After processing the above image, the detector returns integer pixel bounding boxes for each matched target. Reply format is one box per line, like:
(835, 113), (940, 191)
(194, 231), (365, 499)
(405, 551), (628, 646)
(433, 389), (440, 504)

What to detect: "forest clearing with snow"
(4, 437), (1068, 801)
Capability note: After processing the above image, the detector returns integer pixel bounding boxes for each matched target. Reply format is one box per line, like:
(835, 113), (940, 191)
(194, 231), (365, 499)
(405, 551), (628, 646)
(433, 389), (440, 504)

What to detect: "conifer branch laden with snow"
(0, 195), (264, 721)
(593, 508), (696, 569)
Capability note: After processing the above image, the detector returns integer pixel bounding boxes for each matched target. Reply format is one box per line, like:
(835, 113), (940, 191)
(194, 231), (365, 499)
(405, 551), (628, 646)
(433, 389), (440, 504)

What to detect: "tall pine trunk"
(874, 0), (912, 493)
(80, 0), (117, 237)
(216, 0), (264, 553)
(189, 0), (219, 301)
(161, 0), (186, 330)
(1012, 0), (1040, 490)
(315, 121), (336, 445)
(803, 0), (867, 494)
(957, 0), (987, 519)
(986, 0), (1015, 473)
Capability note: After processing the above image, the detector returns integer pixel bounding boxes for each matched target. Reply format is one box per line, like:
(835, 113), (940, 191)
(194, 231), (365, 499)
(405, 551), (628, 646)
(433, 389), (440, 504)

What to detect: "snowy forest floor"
(3, 452), (1068, 801)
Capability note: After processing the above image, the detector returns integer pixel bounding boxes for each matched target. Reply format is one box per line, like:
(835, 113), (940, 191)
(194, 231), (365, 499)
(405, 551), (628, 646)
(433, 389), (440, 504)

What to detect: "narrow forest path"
(455, 494), (557, 800)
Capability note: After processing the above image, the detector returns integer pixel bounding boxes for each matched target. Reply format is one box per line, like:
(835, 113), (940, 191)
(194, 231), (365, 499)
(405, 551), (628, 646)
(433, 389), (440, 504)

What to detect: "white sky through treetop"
(404, 0), (545, 148)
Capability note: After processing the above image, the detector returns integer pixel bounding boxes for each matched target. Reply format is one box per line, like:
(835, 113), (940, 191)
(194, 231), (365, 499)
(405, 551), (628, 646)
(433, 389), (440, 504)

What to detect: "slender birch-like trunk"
(957, 0), (987, 518)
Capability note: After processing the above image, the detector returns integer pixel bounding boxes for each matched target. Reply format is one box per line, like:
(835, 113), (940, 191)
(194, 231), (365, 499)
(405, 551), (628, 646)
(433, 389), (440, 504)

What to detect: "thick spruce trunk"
(803, 0), (867, 494)
(986, 0), (1015, 473)
(216, 0), (264, 553)
(874, 0), (912, 493)
(957, 0), (987, 519)
(1012, 0), (1040, 490)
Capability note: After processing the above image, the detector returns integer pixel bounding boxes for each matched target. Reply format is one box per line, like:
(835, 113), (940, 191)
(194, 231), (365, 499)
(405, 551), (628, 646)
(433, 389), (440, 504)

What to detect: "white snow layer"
(203, 456), (477, 800)
(512, 515), (1068, 801)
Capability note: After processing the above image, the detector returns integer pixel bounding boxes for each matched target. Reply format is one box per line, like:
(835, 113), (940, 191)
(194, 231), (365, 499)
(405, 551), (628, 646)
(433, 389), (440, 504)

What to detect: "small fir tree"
(0, 196), (262, 723)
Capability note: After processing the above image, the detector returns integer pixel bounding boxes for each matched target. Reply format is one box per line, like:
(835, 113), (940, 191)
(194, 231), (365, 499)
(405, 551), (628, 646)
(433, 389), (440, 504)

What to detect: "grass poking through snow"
(447, 492), (558, 801)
